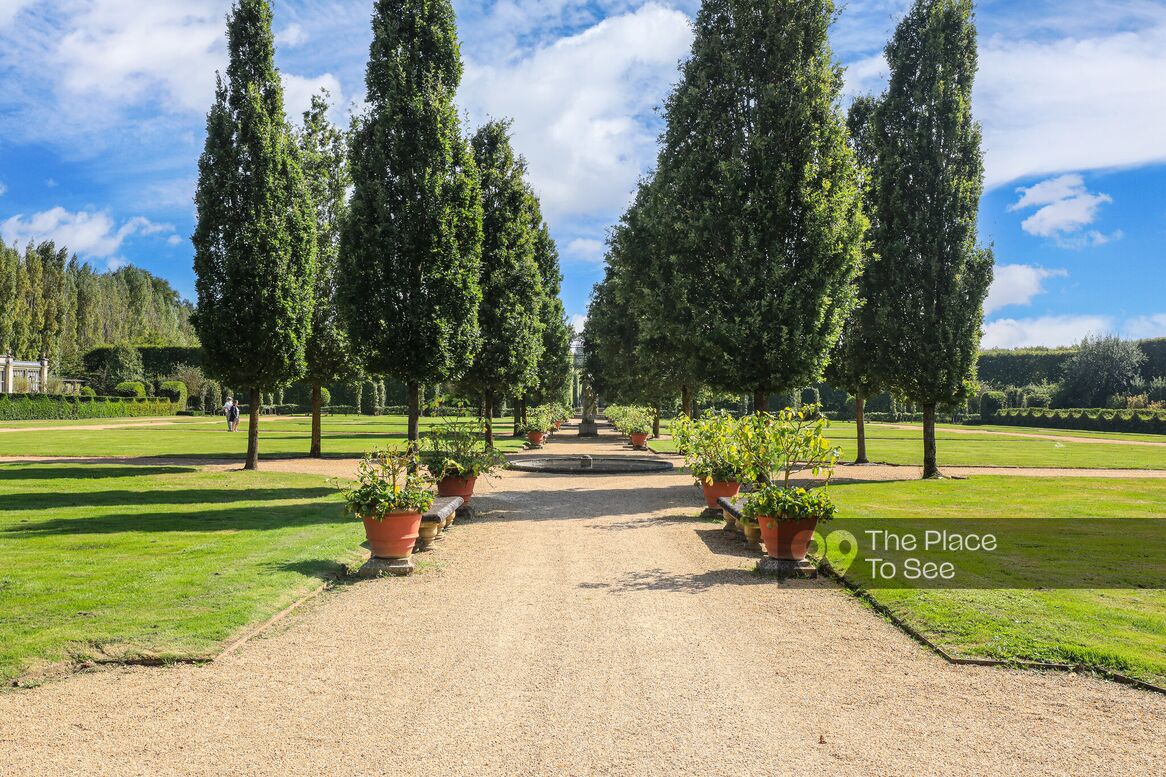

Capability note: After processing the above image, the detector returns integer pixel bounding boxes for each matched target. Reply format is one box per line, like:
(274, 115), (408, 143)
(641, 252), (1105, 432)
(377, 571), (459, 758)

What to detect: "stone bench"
(357, 496), (465, 578)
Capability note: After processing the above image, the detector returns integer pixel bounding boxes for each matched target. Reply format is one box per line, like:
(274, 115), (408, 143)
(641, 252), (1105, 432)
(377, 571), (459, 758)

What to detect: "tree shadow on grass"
(0, 487), (337, 513)
(577, 567), (770, 595)
(4, 499), (348, 537)
(0, 465), (199, 481)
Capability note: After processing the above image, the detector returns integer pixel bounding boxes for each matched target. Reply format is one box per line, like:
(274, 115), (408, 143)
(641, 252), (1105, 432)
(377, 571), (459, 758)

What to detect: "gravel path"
(1, 431), (1164, 775)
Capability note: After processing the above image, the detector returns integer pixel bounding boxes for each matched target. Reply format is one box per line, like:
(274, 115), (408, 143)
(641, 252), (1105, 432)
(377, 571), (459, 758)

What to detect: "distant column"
(39, 358), (50, 394)
(2, 355), (12, 395)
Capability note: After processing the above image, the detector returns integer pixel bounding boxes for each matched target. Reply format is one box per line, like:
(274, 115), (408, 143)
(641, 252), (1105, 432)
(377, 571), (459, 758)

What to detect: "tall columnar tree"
(193, 0), (318, 470)
(339, 0), (483, 443)
(865, 0), (994, 478)
(464, 120), (543, 447)
(659, 0), (867, 412)
(297, 91), (355, 458)
(825, 95), (885, 464)
(527, 204), (573, 409)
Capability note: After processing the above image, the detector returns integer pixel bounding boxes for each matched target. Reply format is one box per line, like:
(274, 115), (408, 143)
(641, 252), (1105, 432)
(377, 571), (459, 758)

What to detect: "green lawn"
(823, 476), (1166, 685)
(0, 463), (366, 683)
(0, 414), (527, 460)
(651, 420), (1166, 469)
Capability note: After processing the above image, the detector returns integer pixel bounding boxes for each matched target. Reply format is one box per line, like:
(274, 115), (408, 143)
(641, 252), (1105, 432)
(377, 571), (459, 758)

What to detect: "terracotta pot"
(362, 510), (423, 559)
(554, 420), (562, 431)
(757, 515), (820, 561)
(527, 431), (545, 446)
(438, 475), (478, 505)
(741, 521), (763, 547)
(630, 432), (650, 449)
(701, 480), (740, 510)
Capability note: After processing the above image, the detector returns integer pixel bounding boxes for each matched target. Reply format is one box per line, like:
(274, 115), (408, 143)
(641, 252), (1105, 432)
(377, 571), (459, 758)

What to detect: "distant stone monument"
(579, 386), (599, 437)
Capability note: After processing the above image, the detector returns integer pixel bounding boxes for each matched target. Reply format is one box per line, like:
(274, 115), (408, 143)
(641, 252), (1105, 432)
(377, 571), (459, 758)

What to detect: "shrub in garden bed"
(0, 394), (176, 421)
(993, 407), (1166, 435)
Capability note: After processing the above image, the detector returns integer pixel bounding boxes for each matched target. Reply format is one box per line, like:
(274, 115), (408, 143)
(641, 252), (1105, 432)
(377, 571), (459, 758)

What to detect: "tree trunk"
(753, 389), (768, 414)
(922, 403), (941, 479)
(484, 393), (496, 448)
(245, 388), (260, 471)
(513, 398), (524, 437)
(855, 393), (868, 464)
(310, 383), (322, 459)
(407, 381), (420, 445)
(681, 385), (693, 419)
(652, 406), (661, 438)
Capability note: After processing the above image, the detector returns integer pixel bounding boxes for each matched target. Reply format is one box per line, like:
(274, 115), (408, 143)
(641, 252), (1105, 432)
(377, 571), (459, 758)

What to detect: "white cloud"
(282, 73), (344, 123)
(982, 315), (1113, 349)
(564, 238), (606, 264)
(1123, 314), (1166, 341)
(570, 314), (588, 333)
(0, 181), (6, 196)
(106, 256), (130, 271)
(460, 4), (694, 220)
(976, 18), (1166, 187)
(984, 264), (1066, 315)
(167, 234), (182, 247)
(277, 23), (308, 47)
(1009, 174), (1118, 247)
(0, 0), (33, 26)
(0, 207), (170, 258)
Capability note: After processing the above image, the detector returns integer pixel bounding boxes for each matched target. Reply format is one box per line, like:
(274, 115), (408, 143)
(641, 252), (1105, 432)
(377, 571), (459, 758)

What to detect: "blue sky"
(1, 0), (1164, 349)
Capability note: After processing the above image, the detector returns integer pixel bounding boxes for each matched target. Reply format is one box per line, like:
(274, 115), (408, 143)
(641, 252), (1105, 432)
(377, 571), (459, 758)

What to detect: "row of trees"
(0, 244), (196, 373)
(584, 0), (993, 478)
(193, 0), (571, 469)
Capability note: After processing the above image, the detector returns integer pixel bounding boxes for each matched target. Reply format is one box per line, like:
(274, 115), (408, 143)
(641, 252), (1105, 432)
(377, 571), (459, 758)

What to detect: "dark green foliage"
(993, 407), (1166, 435)
(0, 395), (176, 421)
(339, 0), (483, 441)
(114, 381), (147, 398)
(79, 386), (96, 398)
(83, 346), (202, 387)
(193, 0), (318, 468)
(980, 390), (1006, 419)
(158, 380), (189, 408)
(461, 120), (543, 441)
(977, 348), (1075, 387)
(862, 0), (994, 476)
(528, 212), (572, 407)
(297, 92), (353, 388)
(656, 0), (866, 399)
(1137, 339), (1166, 382)
(99, 344), (145, 391)
(1057, 334), (1146, 408)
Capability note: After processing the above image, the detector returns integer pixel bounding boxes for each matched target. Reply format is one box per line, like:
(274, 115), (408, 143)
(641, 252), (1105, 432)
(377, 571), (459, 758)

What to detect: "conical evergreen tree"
(866, 0), (994, 478)
(527, 203), (573, 409)
(463, 120), (543, 447)
(659, 0), (867, 412)
(339, 0), (483, 443)
(193, 0), (317, 470)
(297, 91), (355, 458)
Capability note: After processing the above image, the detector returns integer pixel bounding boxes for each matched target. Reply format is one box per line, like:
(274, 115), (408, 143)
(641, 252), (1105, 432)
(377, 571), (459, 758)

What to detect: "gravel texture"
(1, 431), (1164, 775)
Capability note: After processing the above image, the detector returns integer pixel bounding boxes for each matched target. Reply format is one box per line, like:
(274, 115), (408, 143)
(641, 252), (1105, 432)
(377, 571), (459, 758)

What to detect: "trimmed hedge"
(158, 380), (188, 408)
(83, 346), (203, 378)
(977, 348), (1076, 387)
(992, 407), (1166, 435)
(0, 394), (177, 421)
(115, 381), (147, 398)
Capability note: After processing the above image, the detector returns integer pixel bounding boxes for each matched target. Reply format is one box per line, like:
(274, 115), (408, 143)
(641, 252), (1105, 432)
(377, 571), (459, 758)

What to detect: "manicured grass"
(824, 476), (1166, 685)
(0, 414), (528, 460)
(0, 463), (367, 683)
(651, 420), (1166, 469)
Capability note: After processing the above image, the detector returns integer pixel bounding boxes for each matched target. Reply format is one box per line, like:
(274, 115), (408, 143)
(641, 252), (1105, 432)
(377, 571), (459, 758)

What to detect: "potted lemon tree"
(340, 449), (435, 561)
(420, 416), (508, 505)
(738, 406), (840, 562)
(674, 411), (747, 514)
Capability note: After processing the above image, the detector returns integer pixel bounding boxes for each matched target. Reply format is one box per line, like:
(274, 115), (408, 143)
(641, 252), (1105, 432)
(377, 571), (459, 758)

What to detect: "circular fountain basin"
(509, 455), (674, 475)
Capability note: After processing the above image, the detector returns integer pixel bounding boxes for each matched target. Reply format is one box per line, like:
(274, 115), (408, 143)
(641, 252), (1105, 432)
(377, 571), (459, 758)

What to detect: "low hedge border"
(990, 407), (1166, 435)
(0, 394), (177, 421)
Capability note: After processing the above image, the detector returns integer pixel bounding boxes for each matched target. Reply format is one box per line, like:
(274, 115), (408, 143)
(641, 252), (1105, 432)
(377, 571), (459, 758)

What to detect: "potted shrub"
(520, 407), (554, 447)
(673, 412), (746, 509)
(744, 487), (836, 561)
(624, 411), (653, 450)
(420, 417), (508, 505)
(339, 449), (435, 560)
(737, 405), (840, 561)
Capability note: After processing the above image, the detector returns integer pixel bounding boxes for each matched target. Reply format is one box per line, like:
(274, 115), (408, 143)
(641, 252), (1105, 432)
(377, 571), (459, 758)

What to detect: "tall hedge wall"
(83, 346), (204, 378)
(0, 394), (176, 421)
(978, 339), (1166, 387)
(992, 407), (1166, 435)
